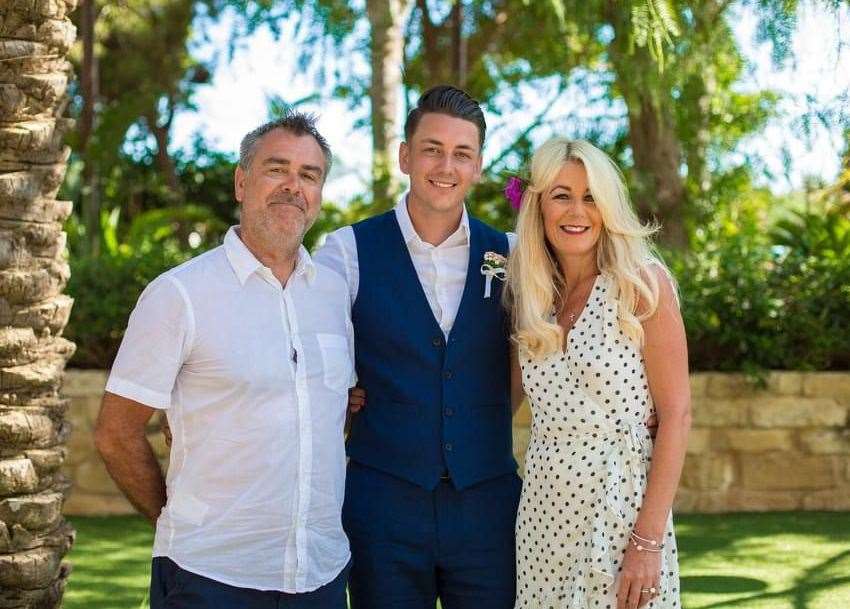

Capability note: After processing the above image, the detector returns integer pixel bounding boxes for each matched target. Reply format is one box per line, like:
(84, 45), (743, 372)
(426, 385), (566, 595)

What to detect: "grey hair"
(238, 111), (333, 179)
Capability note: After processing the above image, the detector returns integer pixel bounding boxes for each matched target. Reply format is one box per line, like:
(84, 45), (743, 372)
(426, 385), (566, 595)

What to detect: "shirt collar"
(224, 226), (316, 287)
(393, 192), (470, 247)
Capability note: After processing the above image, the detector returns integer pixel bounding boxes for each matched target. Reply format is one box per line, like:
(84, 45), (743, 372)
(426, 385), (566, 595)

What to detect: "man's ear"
(234, 165), (245, 203)
(472, 153), (483, 184)
(399, 141), (410, 176)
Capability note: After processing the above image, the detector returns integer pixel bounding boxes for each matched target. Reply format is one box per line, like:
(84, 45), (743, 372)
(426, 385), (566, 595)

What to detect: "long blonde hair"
(505, 138), (669, 359)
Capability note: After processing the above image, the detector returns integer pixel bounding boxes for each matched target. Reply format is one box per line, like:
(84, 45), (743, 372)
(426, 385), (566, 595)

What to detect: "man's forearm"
(98, 434), (166, 524)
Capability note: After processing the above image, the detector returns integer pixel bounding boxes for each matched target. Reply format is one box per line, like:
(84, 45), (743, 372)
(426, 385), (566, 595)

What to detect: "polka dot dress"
(514, 274), (680, 609)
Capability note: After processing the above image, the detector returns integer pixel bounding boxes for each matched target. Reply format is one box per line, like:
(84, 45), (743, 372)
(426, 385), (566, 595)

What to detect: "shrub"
(672, 202), (850, 372)
(767, 205), (850, 369)
(63, 198), (850, 372)
(671, 217), (780, 373)
(64, 206), (218, 368)
(65, 247), (192, 368)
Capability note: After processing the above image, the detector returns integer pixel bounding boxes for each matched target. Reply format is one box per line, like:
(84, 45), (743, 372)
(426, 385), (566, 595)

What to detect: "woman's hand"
(348, 386), (366, 413)
(616, 541), (662, 609)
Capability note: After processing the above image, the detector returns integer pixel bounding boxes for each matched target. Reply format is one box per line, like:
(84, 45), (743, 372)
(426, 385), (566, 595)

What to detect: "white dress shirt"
(106, 227), (354, 593)
(314, 193), (516, 338)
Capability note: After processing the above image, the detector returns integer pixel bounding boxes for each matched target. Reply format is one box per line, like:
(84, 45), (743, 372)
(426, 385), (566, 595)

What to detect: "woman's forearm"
(633, 406), (691, 540)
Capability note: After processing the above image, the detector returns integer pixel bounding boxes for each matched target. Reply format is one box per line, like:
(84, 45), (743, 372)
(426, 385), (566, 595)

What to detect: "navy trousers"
(149, 557), (349, 609)
(343, 462), (521, 609)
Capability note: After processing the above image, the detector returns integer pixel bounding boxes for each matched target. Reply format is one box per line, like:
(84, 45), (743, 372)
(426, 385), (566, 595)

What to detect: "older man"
(95, 112), (354, 609)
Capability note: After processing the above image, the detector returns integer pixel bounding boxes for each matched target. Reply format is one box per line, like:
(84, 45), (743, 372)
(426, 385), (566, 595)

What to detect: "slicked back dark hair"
(238, 111), (333, 178)
(404, 85), (486, 149)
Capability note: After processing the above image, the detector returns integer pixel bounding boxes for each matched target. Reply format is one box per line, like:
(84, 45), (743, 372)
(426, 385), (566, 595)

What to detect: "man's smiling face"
(399, 112), (483, 214)
(234, 128), (325, 248)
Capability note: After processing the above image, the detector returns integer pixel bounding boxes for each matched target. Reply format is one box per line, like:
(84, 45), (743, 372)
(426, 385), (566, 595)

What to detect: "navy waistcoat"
(348, 210), (516, 490)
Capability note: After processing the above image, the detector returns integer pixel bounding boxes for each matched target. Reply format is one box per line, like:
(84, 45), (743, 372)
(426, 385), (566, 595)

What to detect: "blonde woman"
(505, 139), (690, 609)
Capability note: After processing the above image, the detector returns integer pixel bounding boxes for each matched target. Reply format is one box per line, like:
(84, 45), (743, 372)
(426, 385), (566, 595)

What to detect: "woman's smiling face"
(540, 160), (603, 260)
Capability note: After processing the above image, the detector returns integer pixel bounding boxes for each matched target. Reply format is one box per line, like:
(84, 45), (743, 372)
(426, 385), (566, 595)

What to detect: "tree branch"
(484, 80), (568, 174)
(416, 0), (439, 69)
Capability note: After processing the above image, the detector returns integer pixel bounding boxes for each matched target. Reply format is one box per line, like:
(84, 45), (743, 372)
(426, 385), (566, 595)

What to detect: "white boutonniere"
(480, 251), (507, 298)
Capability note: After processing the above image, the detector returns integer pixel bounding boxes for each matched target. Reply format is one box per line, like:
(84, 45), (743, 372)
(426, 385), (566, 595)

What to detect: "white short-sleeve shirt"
(106, 226), (354, 593)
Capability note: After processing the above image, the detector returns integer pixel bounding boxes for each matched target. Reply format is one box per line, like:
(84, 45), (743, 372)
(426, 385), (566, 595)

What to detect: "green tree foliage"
(59, 0), (850, 372)
(65, 199), (227, 367)
(67, 0), (212, 256)
(672, 190), (850, 373)
(262, 0), (824, 250)
(70, 1), (206, 182)
(65, 0), (822, 247)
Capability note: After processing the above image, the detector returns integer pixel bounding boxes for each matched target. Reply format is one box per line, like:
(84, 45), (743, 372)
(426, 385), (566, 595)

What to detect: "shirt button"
(432, 337), (442, 347)
(443, 370), (453, 380)
(445, 443), (453, 452)
(444, 407), (454, 417)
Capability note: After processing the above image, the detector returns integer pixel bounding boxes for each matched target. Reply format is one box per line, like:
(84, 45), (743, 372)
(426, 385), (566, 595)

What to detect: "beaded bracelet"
(630, 531), (664, 553)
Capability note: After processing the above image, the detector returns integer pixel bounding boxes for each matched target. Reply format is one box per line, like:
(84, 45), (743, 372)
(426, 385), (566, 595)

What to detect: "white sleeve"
(507, 231), (518, 253)
(105, 275), (194, 409)
(313, 226), (359, 305)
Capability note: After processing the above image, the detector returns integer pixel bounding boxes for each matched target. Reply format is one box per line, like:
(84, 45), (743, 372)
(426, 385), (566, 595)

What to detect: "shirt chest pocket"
(315, 333), (354, 394)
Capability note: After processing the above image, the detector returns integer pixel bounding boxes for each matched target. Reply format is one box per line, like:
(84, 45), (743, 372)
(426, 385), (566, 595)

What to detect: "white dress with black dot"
(514, 274), (680, 609)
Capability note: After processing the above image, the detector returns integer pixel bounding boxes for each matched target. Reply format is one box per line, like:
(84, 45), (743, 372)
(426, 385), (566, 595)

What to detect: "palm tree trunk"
(0, 1), (77, 607)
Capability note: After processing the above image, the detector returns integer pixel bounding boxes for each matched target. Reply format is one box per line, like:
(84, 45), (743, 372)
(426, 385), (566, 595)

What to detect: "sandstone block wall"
(64, 370), (850, 515)
(63, 370), (168, 516)
(514, 372), (850, 512)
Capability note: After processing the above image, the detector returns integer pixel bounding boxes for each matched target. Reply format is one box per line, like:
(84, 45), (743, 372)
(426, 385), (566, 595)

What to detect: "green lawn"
(65, 512), (850, 609)
(65, 516), (153, 609)
(675, 512), (850, 609)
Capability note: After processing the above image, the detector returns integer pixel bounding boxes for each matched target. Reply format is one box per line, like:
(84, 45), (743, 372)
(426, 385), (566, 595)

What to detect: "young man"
(95, 113), (354, 609)
(315, 85), (520, 609)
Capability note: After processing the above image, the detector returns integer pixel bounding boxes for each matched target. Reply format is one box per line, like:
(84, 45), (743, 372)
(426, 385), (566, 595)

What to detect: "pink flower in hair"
(504, 176), (525, 210)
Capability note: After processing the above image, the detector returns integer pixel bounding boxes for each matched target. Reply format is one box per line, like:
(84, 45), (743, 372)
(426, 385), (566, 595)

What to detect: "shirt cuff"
(104, 376), (172, 409)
